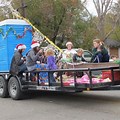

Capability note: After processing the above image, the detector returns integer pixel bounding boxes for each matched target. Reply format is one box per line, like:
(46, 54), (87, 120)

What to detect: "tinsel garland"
(0, 27), (33, 39)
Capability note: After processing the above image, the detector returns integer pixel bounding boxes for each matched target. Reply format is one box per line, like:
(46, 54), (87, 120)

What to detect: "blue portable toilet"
(0, 19), (32, 72)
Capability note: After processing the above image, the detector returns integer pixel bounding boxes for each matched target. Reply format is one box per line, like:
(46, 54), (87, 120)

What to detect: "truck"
(0, 19), (120, 100)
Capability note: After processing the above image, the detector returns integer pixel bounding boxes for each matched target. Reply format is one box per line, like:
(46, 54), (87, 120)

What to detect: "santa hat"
(31, 41), (40, 48)
(15, 44), (26, 50)
(66, 41), (73, 47)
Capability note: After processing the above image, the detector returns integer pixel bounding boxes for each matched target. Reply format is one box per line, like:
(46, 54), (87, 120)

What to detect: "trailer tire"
(8, 77), (23, 100)
(0, 76), (8, 98)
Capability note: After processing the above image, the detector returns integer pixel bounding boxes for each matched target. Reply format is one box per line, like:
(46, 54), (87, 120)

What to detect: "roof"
(104, 39), (120, 47)
(0, 19), (29, 26)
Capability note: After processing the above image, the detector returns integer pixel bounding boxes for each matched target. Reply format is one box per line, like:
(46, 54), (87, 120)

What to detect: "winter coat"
(47, 56), (57, 70)
(26, 49), (41, 71)
(91, 46), (109, 63)
(73, 54), (86, 63)
(10, 51), (24, 75)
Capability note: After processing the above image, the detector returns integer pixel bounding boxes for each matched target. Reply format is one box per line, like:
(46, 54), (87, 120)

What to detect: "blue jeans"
(93, 53), (103, 63)
(102, 54), (110, 62)
(48, 72), (55, 83)
(18, 64), (27, 78)
(19, 63), (27, 73)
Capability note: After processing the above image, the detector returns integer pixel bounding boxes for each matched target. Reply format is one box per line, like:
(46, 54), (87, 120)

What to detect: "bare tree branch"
(103, 0), (112, 15)
(93, 0), (100, 17)
(82, 0), (87, 4)
(104, 15), (119, 40)
(104, 0), (120, 40)
(92, 0), (116, 40)
(80, 2), (100, 31)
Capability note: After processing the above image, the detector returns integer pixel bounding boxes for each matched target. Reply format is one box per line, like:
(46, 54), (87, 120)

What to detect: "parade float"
(0, 4), (120, 100)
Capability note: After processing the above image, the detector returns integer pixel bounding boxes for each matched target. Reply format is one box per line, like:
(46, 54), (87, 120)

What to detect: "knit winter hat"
(16, 44), (26, 50)
(31, 41), (40, 48)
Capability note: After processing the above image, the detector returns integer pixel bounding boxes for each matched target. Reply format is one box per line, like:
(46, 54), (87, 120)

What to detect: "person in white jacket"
(62, 41), (76, 62)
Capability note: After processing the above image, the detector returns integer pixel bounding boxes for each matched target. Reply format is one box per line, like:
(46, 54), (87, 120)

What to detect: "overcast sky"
(86, 1), (97, 15)
(85, 0), (118, 16)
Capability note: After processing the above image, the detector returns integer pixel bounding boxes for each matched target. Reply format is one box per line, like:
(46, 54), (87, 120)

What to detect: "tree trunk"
(51, 8), (66, 43)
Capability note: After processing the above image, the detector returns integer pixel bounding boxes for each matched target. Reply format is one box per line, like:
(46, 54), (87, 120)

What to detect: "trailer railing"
(18, 65), (120, 91)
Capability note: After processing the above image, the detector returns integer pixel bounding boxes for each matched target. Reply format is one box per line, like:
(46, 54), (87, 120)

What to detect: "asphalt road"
(0, 91), (120, 120)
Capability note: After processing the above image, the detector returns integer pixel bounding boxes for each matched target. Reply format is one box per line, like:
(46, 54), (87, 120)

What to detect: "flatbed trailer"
(1, 19), (120, 100)
(0, 63), (120, 100)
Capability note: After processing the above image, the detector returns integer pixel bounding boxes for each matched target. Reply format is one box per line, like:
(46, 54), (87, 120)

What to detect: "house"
(104, 39), (120, 58)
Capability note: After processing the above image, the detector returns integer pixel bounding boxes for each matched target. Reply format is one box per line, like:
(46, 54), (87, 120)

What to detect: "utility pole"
(21, 0), (26, 17)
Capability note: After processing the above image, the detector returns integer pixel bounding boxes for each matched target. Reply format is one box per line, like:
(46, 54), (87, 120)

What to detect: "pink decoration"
(63, 74), (111, 86)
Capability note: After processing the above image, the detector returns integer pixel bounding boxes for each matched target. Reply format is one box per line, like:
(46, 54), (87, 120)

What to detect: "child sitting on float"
(73, 48), (86, 63)
(36, 48), (57, 84)
(61, 41), (76, 63)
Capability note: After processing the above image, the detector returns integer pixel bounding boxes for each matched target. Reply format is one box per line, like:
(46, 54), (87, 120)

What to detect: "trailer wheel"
(0, 76), (8, 98)
(8, 77), (23, 100)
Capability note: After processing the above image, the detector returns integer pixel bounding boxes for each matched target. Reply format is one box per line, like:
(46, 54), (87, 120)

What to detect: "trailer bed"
(17, 63), (120, 91)
(0, 62), (120, 100)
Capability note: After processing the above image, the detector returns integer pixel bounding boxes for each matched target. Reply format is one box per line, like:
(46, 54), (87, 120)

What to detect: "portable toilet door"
(0, 19), (32, 72)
